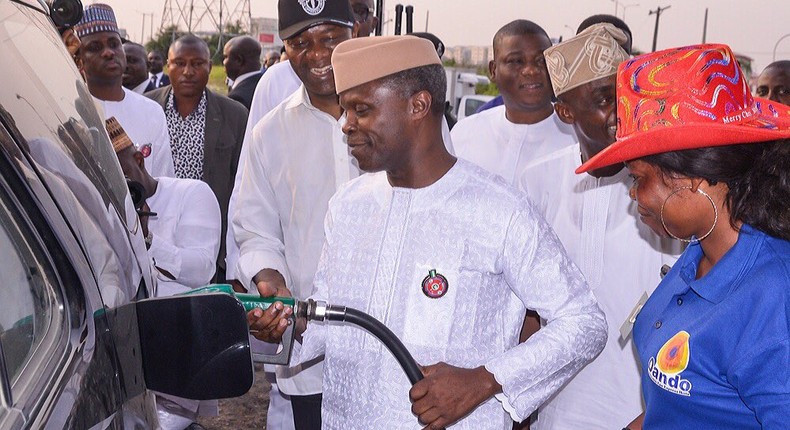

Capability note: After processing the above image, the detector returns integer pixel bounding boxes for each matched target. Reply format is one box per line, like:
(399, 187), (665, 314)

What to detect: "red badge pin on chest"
(139, 143), (152, 158)
(422, 269), (448, 299)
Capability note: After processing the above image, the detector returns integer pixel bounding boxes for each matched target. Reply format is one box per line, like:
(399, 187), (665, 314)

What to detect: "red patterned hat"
(577, 44), (790, 174)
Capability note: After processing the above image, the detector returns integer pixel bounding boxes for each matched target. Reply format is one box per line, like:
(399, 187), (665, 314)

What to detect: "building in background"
(250, 17), (282, 52)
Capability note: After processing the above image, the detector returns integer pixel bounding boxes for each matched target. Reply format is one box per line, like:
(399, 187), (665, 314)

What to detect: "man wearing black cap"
(231, 1), (356, 428)
(225, 0), (382, 288)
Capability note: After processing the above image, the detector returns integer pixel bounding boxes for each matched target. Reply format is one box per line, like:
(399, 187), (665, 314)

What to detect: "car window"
(0, 199), (54, 385)
(0, 1), (151, 301)
(0, 2), (128, 223)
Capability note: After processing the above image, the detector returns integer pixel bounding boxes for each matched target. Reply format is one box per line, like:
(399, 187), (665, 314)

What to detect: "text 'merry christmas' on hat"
(278, 0), (354, 40)
(73, 3), (119, 39)
(331, 36), (441, 93)
(543, 23), (629, 97)
(576, 43), (790, 174)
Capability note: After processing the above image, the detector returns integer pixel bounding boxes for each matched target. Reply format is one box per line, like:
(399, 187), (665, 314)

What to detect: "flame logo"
(656, 330), (690, 375)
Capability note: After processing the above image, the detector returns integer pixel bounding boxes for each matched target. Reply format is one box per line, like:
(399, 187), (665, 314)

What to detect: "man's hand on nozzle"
(248, 269), (294, 343)
(247, 300), (293, 343)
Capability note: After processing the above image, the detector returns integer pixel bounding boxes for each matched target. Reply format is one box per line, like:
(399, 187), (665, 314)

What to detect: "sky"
(101, 0), (790, 73)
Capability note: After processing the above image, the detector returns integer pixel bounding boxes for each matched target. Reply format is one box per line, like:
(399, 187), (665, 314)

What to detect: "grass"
(208, 65), (229, 96)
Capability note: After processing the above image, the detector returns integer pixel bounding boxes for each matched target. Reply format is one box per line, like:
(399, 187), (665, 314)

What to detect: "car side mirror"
(136, 293), (253, 400)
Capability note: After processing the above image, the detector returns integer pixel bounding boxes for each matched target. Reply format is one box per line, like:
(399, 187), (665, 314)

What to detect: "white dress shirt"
(148, 176), (221, 297)
(519, 144), (683, 430)
(290, 159), (607, 428)
(95, 88), (175, 178)
(451, 105), (575, 186)
(224, 61), (304, 281)
(149, 71), (166, 88)
(232, 85), (358, 395)
(130, 79), (149, 95)
(231, 70), (263, 91)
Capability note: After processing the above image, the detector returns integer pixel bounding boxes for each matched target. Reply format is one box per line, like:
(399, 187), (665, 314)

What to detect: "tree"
(145, 21), (249, 64)
(145, 25), (182, 57)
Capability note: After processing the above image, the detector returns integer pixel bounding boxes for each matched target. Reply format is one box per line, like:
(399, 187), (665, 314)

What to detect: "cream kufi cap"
(544, 23), (629, 97)
(105, 117), (134, 153)
(332, 35), (441, 94)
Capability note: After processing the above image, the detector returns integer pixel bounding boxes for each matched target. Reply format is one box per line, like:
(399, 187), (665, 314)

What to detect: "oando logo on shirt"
(648, 330), (692, 396)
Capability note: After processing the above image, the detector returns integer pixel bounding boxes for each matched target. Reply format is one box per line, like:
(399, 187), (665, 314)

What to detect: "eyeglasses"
(352, 5), (373, 22)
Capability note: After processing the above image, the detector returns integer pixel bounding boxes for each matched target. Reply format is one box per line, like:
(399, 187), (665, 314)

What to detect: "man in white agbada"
(519, 24), (683, 430)
(451, 19), (575, 186)
(108, 118), (221, 429)
(74, 3), (175, 178)
(228, 2), (454, 426)
(248, 35), (607, 429)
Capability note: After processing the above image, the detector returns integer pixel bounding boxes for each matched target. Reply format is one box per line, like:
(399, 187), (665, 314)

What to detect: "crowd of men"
(63, 0), (790, 429)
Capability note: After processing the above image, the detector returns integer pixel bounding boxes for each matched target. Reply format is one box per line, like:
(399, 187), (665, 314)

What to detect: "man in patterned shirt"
(147, 35), (248, 283)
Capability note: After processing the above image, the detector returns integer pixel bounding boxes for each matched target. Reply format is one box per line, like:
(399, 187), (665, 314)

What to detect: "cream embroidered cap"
(544, 23), (629, 97)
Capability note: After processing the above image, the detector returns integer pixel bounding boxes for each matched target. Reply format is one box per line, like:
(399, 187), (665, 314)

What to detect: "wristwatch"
(145, 231), (153, 249)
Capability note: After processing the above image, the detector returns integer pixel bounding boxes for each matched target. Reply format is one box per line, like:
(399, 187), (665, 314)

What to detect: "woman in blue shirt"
(577, 43), (790, 429)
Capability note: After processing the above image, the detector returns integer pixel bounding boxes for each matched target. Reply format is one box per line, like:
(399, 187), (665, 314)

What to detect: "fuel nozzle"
(299, 299), (347, 323)
(185, 285), (423, 384)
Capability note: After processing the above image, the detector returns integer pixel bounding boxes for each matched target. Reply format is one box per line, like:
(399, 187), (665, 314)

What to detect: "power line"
(160, 0), (251, 35)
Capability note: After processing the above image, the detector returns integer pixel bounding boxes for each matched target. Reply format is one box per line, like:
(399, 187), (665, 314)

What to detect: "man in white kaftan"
(451, 20), (575, 186)
(248, 35), (607, 430)
(296, 158), (608, 428)
(520, 24), (683, 430)
(522, 143), (681, 429)
(74, 3), (175, 178)
(109, 118), (220, 429)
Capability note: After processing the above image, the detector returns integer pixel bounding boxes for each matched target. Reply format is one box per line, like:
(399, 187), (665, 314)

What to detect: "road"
(198, 364), (270, 429)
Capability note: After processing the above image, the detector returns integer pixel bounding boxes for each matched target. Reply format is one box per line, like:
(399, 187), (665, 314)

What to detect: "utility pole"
(649, 5), (671, 52)
(702, 8), (708, 43)
(375, 0), (383, 36)
(187, 0), (195, 33)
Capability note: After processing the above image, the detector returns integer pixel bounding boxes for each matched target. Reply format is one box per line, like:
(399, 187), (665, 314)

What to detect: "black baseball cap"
(279, 0), (355, 40)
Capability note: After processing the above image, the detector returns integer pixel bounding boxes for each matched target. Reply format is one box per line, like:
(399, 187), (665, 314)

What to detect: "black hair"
(642, 140), (790, 240)
(379, 64), (447, 116)
(762, 60), (790, 74)
(171, 34), (210, 57)
(493, 20), (550, 56)
(577, 14), (632, 54)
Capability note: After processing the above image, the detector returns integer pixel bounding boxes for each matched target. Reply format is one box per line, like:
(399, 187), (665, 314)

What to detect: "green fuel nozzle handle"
(182, 284), (298, 365)
(185, 284), (297, 311)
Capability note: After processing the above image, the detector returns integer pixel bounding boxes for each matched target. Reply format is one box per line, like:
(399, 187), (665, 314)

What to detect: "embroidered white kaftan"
(292, 159), (607, 429)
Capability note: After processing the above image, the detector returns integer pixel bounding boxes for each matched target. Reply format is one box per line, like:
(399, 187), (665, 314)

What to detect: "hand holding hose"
(247, 269), (295, 343)
(409, 363), (502, 430)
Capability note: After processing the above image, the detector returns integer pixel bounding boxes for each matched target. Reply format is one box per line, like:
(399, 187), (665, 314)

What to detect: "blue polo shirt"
(634, 224), (790, 429)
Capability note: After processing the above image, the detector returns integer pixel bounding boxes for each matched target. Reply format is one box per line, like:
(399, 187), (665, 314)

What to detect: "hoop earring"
(660, 186), (718, 243)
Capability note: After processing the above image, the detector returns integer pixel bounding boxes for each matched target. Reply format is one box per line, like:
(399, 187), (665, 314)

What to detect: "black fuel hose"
(324, 305), (424, 385)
